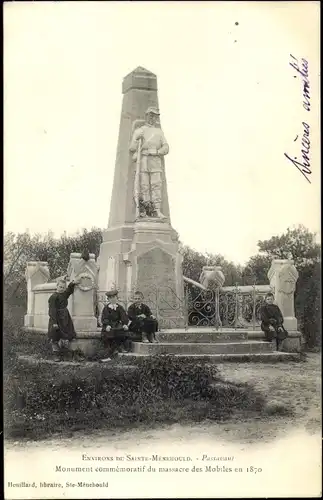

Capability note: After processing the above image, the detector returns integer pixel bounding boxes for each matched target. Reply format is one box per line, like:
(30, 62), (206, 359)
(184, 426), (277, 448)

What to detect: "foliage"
(4, 354), (266, 439)
(241, 254), (272, 285)
(3, 228), (103, 319)
(257, 225), (320, 268)
(180, 245), (242, 286)
(244, 225), (321, 347)
(295, 261), (321, 348)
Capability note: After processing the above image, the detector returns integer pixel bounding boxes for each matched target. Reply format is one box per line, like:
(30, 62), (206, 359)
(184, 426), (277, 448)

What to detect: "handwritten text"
(285, 55), (311, 183)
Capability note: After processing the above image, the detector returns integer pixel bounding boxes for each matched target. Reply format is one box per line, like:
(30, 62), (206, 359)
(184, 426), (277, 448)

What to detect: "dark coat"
(48, 282), (76, 341)
(127, 303), (158, 334)
(260, 303), (284, 325)
(101, 303), (129, 343)
(127, 303), (152, 321)
(101, 303), (128, 331)
(260, 303), (287, 341)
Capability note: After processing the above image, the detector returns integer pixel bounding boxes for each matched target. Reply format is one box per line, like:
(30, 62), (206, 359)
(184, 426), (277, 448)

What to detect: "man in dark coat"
(101, 290), (130, 357)
(260, 292), (288, 351)
(48, 276), (81, 361)
(127, 291), (158, 343)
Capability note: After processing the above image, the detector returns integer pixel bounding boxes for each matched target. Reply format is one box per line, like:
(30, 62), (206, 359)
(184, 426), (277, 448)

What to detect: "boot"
(147, 333), (154, 344)
(271, 339), (278, 351)
(51, 342), (61, 362)
(142, 333), (149, 343)
(154, 202), (166, 219)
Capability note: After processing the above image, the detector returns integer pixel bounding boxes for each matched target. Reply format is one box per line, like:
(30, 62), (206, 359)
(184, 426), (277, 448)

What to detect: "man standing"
(129, 107), (169, 219)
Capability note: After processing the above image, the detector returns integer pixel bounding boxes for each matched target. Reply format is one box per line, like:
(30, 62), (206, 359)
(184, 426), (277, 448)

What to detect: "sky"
(3, 1), (320, 264)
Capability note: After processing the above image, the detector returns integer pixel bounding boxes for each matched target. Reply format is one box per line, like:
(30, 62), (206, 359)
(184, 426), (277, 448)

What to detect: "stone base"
(132, 340), (274, 355)
(33, 314), (50, 330)
(72, 316), (98, 331)
(22, 326), (303, 358)
(70, 338), (101, 357)
(247, 329), (301, 352)
(281, 336), (301, 353)
(27, 316), (97, 332)
(156, 330), (248, 343)
(283, 317), (298, 331)
(24, 314), (34, 327)
(98, 219), (186, 327)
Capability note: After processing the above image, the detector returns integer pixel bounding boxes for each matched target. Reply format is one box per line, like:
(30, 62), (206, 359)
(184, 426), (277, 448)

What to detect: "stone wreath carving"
(76, 273), (95, 292)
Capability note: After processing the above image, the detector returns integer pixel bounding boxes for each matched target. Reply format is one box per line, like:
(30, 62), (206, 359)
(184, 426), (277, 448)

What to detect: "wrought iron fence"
(184, 283), (271, 330)
(96, 283), (272, 330)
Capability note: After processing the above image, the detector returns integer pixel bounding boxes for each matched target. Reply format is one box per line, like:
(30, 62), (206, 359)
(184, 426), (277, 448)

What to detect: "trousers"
(101, 327), (131, 354)
(129, 317), (158, 342)
(261, 321), (288, 342)
(140, 172), (162, 204)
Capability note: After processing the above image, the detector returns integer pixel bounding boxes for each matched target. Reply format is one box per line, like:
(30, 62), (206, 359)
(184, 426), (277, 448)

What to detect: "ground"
(6, 353), (321, 448)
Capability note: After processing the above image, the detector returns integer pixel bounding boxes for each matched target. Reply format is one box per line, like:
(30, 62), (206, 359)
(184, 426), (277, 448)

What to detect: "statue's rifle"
(134, 137), (142, 219)
(131, 119), (145, 219)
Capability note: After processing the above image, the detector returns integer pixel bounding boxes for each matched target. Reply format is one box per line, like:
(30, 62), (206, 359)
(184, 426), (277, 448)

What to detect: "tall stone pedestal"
(98, 219), (186, 327)
(267, 259), (301, 352)
(66, 252), (98, 331)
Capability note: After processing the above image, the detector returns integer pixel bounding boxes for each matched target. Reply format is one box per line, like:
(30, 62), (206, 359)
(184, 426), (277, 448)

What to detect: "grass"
(3, 324), (321, 444)
(4, 352), (269, 441)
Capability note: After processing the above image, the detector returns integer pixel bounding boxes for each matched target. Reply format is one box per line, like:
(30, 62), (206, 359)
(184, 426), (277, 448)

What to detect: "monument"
(22, 67), (301, 358)
(97, 67), (186, 327)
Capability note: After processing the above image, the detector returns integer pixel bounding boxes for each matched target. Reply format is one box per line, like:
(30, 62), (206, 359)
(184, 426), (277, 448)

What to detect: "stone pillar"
(24, 262), (50, 327)
(66, 253), (98, 331)
(268, 259), (299, 331)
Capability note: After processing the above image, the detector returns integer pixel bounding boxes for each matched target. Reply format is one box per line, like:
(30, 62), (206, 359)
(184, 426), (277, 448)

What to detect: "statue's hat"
(145, 106), (160, 115)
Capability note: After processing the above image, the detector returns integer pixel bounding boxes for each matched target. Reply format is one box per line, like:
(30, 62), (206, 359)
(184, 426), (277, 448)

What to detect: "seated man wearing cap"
(101, 290), (130, 356)
(127, 291), (158, 343)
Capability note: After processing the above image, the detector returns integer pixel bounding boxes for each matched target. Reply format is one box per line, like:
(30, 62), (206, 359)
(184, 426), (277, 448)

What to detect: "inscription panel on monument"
(137, 248), (179, 314)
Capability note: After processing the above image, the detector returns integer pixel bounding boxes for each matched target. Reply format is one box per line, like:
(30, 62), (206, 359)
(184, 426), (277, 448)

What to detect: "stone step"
(120, 352), (301, 363)
(156, 331), (247, 343)
(132, 341), (274, 355)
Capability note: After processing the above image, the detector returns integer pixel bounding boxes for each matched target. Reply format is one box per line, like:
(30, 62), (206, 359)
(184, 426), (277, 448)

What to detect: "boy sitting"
(127, 291), (158, 343)
(101, 289), (130, 357)
(260, 292), (288, 351)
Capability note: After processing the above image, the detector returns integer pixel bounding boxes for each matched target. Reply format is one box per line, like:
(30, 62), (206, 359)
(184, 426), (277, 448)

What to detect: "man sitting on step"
(101, 290), (130, 357)
(127, 291), (158, 343)
(260, 292), (288, 351)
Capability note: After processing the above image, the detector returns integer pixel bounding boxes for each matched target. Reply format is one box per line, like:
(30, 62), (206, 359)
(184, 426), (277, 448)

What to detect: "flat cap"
(105, 289), (118, 297)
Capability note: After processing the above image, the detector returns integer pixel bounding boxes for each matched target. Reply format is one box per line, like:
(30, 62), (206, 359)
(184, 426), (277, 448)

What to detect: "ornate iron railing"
(219, 284), (271, 330)
(96, 283), (272, 330)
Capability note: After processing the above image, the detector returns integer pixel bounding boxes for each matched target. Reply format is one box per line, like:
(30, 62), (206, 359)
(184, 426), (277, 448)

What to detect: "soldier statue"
(129, 106), (169, 219)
